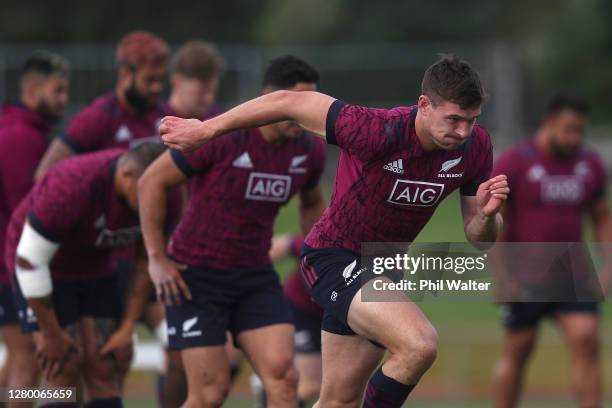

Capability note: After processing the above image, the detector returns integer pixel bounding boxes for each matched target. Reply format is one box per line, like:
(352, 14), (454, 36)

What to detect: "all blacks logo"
(245, 172), (292, 202)
(387, 179), (445, 207)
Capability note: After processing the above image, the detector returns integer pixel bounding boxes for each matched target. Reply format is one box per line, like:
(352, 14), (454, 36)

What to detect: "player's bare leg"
(493, 326), (539, 408)
(331, 285), (438, 407)
(313, 332), (383, 408)
(0, 326), (39, 408)
(80, 317), (125, 406)
(225, 333), (244, 384)
(295, 352), (321, 402)
(180, 346), (230, 408)
(556, 312), (602, 408)
(144, 303), (187, 408)
(238, 324), (298, 408)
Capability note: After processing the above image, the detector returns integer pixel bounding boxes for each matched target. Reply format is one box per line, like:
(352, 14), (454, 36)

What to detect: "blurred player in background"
(29, 30), (170, 404)
(147, 40), (226, 408)
(5, 144), (165, 408)
(138, 55), (326, 407)
(0, 50), (69, 407)
(252, 233), (323, 407)
(492, 95), (611, 408)
(34, 30), (169, 178)
(168, 40), (224, 120)
(159, 54), (508, 408)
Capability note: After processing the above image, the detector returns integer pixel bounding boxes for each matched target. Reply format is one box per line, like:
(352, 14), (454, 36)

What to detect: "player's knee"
(192, 383), (230, 408)
(299, 378), (321, 401)
(505, 336), (536, 362)
(572, 331), (599, 357)
(83, 355), (120, 393)
(398, 326), (438, 371)
(262, 353), (296, 382)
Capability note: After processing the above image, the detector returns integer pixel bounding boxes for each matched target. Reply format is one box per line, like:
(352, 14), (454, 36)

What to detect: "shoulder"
(71, 92), (116, 123)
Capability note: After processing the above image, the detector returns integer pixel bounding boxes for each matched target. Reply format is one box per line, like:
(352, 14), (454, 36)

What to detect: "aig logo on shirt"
(387, 179), (445, 207)
(245, 172), (292, 202)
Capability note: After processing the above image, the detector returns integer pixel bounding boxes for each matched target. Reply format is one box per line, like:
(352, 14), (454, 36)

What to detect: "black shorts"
(300, 244), (370, 336)
(13, 275), (124, 333)
(166, 265), (293, 349)
(289, 302), (322, 353)
(501, 302), (600, 330)
(0, 282), (19, 326)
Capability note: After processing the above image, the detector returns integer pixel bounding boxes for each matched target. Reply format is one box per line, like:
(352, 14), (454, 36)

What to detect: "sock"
(156, 372), (167, 407)
(85, 397), (123, 408)
(39, 404), (79, 408)
(362, 367), (415, 408)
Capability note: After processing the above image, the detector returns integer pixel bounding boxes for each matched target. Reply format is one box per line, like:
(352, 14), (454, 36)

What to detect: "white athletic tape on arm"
(15, 223), (59, 298)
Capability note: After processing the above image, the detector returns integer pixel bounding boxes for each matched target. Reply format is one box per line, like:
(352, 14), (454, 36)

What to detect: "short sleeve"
(170, 141), (217, 178)
(326, 100), (409, 162)
(460, 129), (493, 196)
(27, 171), (88, 242)
(302, 138), (326, 191)
(61, 105), (110, 153)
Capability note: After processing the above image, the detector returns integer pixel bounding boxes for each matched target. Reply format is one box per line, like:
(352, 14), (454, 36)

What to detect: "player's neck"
(414, 111), (438, 151)
(258, 125), (285, 145)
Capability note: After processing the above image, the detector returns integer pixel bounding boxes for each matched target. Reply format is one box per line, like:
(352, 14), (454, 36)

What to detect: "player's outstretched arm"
(160, 91), (336, 151)
(138, 151), (191, 305)
(461, 175), (508, 248)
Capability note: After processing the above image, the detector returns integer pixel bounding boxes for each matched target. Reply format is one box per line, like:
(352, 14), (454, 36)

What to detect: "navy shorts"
(289, 302), (322, 353)
(166, 265), (293, 349)
(0, 282), (19, 326)
(300, 244), (371, 336)
(502, 302), (600, 330)
(13, 275), (123, 333)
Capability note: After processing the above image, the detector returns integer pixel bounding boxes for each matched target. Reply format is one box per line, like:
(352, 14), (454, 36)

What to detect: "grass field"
(122, 189), (611, 407)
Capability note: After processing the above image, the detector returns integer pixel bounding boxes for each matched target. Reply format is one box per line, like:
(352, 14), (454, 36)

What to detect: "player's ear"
(418, 95), (430, 114)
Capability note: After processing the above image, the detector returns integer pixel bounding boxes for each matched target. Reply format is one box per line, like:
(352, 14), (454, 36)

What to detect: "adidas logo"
(232, 152), (253, 168)
(383, 159), (404, 174)
(115, 124), (132, 142)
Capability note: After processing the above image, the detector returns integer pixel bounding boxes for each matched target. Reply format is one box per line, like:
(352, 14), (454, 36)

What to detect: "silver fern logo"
(438, 157), (463, 178)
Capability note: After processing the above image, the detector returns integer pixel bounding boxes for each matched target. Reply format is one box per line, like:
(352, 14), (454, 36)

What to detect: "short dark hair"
(21, 50), (70, 79)
(123, 142), (166, 171)
(545, 94), (589, 117)
(172, 41), (225, 81)
(421, 54), (485, 109)
(262, 55), (319, 89)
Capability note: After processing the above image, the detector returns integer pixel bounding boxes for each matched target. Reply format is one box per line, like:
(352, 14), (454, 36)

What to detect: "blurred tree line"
(2, 0), (611, 123)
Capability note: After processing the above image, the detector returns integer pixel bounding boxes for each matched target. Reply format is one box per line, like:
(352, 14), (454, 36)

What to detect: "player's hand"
(34, 330), (80, 380)
(148, 255), (191, 306)
(99, 325), (134, 360)
(269, 234), (294, 262)
(160, 116), (214, 152)
(476, 175), (509, 217)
